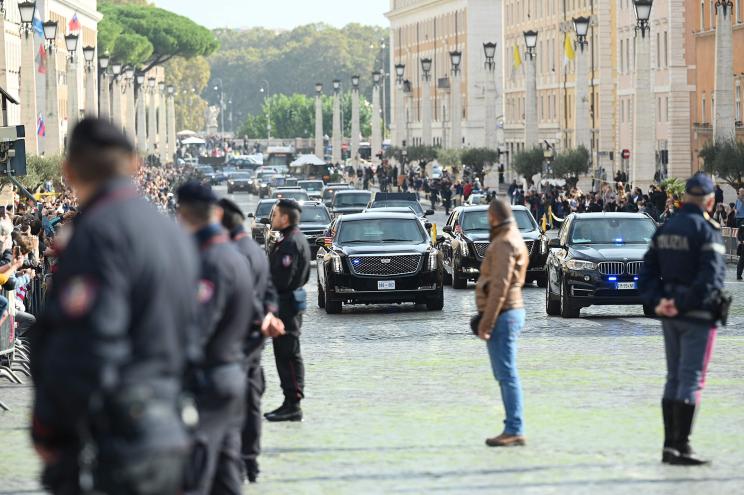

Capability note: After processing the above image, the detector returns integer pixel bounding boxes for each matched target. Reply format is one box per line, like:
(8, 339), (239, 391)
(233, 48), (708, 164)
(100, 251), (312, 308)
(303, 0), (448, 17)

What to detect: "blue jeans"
(486, 308), (526, 436)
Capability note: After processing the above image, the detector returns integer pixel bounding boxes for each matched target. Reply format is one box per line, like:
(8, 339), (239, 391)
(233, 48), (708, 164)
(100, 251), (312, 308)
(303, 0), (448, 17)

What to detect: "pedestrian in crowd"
(726, 202), (737, 228)
(176, 182), (255, 494)
(264, 199), (311, 422)
(713, 203), (727, 226)
(476, 198), (529, 448)
(441, 181), (453, 215)
(31, 118), (199, 494)
(660, 198), (676, 224)
(217, 198), (285, 483)
(714, 184), (724, 208)
(638, 173), (726, 466)
(737, 224), (744, 281)
(735, 188), (744, 227)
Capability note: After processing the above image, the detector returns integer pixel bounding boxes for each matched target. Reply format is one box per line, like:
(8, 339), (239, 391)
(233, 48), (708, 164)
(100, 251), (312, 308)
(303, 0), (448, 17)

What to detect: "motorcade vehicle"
(258, 174), (290, 198)
(265, 146), (294, 174)
(195, 165), (216, 182)
(291, 163), (333, 183)
(544, 212), (658, 318)
(298, 202), (332, 256)
(271, 188), (310, 201)
(298, 180), (325, 200)
(465, 193), (488, 205)
(437, 205), (548, 289)
(366, 192), (434, 221)
(322, 183), (352, 207)
(330, 190), (373, 216)
(226, 172), (254, 194)
(248, 199), (277, 245)
(226, 155), (262, 171)
(316, 212), (444, 314)
(284, 177), (299, 188)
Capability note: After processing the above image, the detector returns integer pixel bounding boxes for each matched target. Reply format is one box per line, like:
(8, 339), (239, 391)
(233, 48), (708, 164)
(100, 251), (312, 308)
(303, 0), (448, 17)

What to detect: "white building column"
(449, 50), (463, 149)
(83, 49), (97, 118)
(123, 69), (136, 141)
(167, 86), (176, 163)
(43, 36), (62, 155)
(314, 83), (323, 158)
(158, 82), (167, 163)
(135, 78), (147, 155)
(371, 73), (382, 163)
(350, 75), (360, 168)
(110, 63), (123, 130)
(574, 27), (591, 150)
(632, 23), (655, 190)
(65, 34), (81, 138)
(483, 45), (498, 150)
(421, 59), (433, 148)
(20, 28), (38, 155)
(524, 49), (538, 149)
(331, 79), (341, 164)
(147, 78), (157, 156)
(713, 3), (735, 143)
(98, 69), (110, 120)
(393, 64), (405, 147)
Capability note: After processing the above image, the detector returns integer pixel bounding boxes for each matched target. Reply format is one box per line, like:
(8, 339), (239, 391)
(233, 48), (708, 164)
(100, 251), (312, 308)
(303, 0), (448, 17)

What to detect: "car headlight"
(428, 249), (438, 271)
(565, 259), (597, 271)
(331, 253), (344, 273)
(460, 241), (469, 257)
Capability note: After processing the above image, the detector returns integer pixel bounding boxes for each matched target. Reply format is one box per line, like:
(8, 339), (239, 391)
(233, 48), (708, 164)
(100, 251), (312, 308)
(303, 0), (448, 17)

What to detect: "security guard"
(639, 173), (727, 466)
(217, 198), (284, 483)
(177, 182), (255, 494)
(30, 118), (199, 495)
(264, 199), (311, 422)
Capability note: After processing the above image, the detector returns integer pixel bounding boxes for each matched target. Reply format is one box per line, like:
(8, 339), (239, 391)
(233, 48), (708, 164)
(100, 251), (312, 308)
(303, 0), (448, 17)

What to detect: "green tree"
(164, 56), (211, 132)
(7, 155), (64, 191)
(461, 148), (500, 177)
(405, 146), (438, 162)
(513, 147), (545, 185)
(552, 145), (590, 187)
(436, 149), (462, 173)
(701, 139), (744, 189)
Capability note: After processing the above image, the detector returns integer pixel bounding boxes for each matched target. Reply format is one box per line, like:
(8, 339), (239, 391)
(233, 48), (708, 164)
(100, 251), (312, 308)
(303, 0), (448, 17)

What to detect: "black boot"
(244, 459), (259, 484)
(661, 399), (678, 463)
(670, 401), (710, 466)
(264, 401), (302, 422)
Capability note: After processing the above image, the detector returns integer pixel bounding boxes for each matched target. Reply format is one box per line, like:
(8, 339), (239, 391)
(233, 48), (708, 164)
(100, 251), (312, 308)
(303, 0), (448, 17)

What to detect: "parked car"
(298, 180), (325, 201)
(437, 205), (548, 289)
(331, 190), (373, 216)
(226, 172), (253, 193)
(316, 212), (444, 314)
(544, 212), (658, 318)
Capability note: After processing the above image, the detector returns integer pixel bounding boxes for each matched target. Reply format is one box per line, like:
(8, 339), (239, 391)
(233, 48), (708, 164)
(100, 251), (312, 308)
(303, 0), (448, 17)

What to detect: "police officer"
(30, 118), (199, 495)
(264, 199), (311, 422)
(639, 173), (726, 466)
(176, 182), (255, 494)
(217, 198), (284, 483)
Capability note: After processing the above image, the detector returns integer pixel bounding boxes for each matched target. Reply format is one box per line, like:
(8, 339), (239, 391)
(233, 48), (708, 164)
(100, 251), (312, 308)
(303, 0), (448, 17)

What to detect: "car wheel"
(560, 281), (580, 318)
(324, 287), (342, 314)
(426, 285), (444, 311)
(317, 282), (326, 308)
(643, 304), (656, 317)
(535, 271), (548, 288)
(545, 273), (560, 316)
(452, 258), (467, 289)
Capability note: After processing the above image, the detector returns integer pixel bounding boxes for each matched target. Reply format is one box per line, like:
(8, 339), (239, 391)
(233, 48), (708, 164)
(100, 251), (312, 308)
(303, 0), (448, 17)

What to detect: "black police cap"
(176, 181), (218, 204)
(217, 198), (245, 219)
(685, 173), (715, 197)
(276, 198), (302, 212)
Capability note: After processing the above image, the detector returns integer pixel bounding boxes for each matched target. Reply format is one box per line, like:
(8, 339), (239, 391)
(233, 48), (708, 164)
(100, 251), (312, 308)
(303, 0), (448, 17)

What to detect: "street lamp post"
(632, 0), (655, 189)
(483, 42), (498, 150)
(158, 81), (167, 163)
(18, 1), (38, 154)
(420, 58), (432, 147)
(449, 50), (462, 149)
(331, 79), (342, 164)
(573, 17), (591, 152)
(394, 63), (405, 147)
(523, 30), (539, 149)
(82, 46), (97, 117)
(65, 32), (80, 135)
(371, 71), (382, 163)
(98, 53), (110, 120)
(122, 65), (136, 141)
(213, 78), (225, 135)
(42, 20), (61, 155)
(314, 82), (323, 158)
(147, 77), (157, 157)
(167, 84), (176, 163)
(135, 73), (147, 155)
(111, 61), (123, 130)
(713, 0), (735, 143)
(259, 79), (270, 140)
(351, 75), (360, 168)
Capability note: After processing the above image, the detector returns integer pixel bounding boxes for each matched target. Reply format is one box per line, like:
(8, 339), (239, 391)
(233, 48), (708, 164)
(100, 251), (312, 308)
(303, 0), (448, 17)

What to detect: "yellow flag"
(513, 45), (522, 68)
(563, 35), (575, 66)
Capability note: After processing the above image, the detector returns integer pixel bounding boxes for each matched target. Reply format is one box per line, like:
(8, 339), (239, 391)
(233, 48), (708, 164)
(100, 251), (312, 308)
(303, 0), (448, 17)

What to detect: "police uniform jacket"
(269, 226), (310, 321)
(31, 179), (200, 458)
(639, 203), (726, 315)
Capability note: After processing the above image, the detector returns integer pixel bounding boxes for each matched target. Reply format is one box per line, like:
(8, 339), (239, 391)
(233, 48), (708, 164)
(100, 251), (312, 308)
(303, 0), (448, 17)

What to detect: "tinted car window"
(301, 206), (331, 224)
(337, 219), (426, 245)
(231, 173), (251, 180)
(513, 210), (538, 231)
(299, 181), (324, 192)
(460, 211), (489, 232)
(334, 192), (372, 207)
(255, 202), (275, 218)
(273, 190), (309, 201)
(570, 218), (656, 245)
(369, 201), (424, 216)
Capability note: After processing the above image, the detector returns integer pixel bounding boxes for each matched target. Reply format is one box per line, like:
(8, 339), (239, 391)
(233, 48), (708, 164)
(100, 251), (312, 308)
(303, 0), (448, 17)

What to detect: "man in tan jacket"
(475, 198), (529, 447)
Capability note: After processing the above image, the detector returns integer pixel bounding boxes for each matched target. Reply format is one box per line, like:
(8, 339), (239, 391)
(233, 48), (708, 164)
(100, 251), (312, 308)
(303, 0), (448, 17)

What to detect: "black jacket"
(269, 226), (310, 320)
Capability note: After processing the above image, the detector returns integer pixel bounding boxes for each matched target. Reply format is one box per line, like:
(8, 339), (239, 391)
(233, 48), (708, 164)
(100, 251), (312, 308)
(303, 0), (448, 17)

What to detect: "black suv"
(366, 192), (434, 221)
(438, 205), (548, 289)
(331, 190), (373, 216)
(316, 212), (444, 314)
(226, 172), (253, 193)
(544, 212), (657, 318)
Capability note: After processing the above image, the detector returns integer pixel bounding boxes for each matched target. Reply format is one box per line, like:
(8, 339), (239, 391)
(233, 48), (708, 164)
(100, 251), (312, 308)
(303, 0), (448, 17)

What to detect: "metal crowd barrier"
(722, 228), (739, 263)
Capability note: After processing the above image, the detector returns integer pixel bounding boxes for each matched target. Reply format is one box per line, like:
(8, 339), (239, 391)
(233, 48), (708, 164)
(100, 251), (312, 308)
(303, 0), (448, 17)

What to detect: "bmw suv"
(437, 205), (548, 289)
(544, 212), (657, 318)
(316, 212), (444, 314)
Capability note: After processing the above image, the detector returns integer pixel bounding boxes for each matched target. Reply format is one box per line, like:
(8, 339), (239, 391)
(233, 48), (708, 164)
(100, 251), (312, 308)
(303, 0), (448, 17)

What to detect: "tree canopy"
(700, 139), (744, 189)
(461, 148), (500, 177)
(165, 56), (212, 132)
(98, 1), (219, 71)
(552, 145), (590, 187)
(513, 147), (545, 184)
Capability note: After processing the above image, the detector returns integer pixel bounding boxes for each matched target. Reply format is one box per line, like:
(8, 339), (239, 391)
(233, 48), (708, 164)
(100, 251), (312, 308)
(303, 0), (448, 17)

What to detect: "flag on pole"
(36, 44), (48, 74)
(37, 114), (46, 137)
(563, 35), (576, 67)
(511, 45), (523, 81)
(68, 13), (81, 32)
(32, 12), (44, 38)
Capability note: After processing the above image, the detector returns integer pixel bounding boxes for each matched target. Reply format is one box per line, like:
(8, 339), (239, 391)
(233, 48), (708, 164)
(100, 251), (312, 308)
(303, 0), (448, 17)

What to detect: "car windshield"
(299, 181), (324, 192)
(255, 202), (275, 218)
(334, 192), (371, 207)
(323, 187), (349, 199)
(301, 206), (331, 224)
(337, 219), (426, 245)
(570, 218), (656, 245)
(198, 166), (214, 174)
(370, 201), (424, 216)
(513, 210), (538, 231)
(231, 173), (251, 180)
(273, 190), (309, 201)
(257, 173), (275, 181)
(460, 211), (489, 232)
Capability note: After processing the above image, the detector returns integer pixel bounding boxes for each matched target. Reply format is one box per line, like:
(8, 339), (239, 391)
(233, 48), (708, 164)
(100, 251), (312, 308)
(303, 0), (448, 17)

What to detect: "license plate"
(378, 280), (396, 290)
(616, 282), (636, 290)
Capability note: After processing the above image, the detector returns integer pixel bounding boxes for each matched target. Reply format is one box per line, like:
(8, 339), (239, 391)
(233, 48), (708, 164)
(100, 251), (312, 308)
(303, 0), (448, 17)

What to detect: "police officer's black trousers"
(737, 254), (744, 279)
(241, 361), (265, 465)
(273, 319), (305, 403)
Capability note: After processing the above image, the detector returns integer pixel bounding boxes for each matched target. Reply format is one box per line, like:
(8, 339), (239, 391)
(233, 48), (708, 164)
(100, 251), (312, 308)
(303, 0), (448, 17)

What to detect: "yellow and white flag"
(563, 35), (575, 67)
(511, 45), (523, 81)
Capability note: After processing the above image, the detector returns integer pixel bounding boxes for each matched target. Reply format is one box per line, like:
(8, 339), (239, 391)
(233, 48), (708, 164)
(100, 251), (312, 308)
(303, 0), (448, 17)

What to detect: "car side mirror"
(258, 217), (270, 225)
(247, 213), (255, 219)
(425, 209), (435, 216)
(548, 238), (563, 249)
(442, 225), (453, 234)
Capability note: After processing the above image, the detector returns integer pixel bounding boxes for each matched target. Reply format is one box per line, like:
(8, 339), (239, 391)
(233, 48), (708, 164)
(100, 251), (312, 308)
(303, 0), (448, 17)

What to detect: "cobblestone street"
(2, 190), (743, 494)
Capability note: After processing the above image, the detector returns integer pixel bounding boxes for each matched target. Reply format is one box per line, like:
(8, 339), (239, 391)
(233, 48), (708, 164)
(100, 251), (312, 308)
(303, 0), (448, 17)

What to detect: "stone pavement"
(1, 189), (743, 494)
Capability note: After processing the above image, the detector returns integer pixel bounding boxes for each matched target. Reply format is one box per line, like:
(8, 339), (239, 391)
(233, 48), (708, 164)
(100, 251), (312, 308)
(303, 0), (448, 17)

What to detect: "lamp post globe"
(18, 1), (36, 26)
(64, 33), (79, 54)
(315, 82), (323, 94)
(394, 63), (405, 83)
(148, 77), (156, 89)
(82, 45), (95, 63)
(158, 81), (165, 93)
(99, 53), (110, 70)
(112, 62), (122, 76)
(351, 75), (360, 89)
(420, 57), (432, 78)
(523, 30), (538, 58)
(449, 50), (462, 74)
(136, 73), (145, 86)
(483, 42), (497, 60)
(633, 0), (654, 37)
(42, 20), (57, 43)
(167, 85), (175, 95)
(372, 71), (381, 85)
(332, 79), (341, 92)
(573, 16), (591, 51)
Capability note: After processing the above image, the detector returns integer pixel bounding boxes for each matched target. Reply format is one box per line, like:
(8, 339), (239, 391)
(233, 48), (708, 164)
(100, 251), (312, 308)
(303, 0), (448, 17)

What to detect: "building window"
(701, 92), (706, 123)
(736, 81), (741, 122)
(664, 31), (668, 67)
(701, 1), (706, 31)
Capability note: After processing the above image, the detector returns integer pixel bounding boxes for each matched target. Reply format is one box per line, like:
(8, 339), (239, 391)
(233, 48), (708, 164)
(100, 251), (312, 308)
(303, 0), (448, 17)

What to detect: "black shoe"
(737, 277), (743, 281)
(264, 402), (290, 419)
(670, 401), (710, 466)
(244, 459), (259, 483)
(265, 402), (302, 422)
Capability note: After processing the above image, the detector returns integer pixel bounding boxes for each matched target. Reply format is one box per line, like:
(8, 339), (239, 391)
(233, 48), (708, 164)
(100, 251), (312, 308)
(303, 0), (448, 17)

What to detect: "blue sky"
(153, 0), (389, 30)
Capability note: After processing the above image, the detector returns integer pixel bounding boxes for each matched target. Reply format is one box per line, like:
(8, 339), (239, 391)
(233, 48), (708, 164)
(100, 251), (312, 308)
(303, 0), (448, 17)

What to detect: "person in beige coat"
(475, 198), (529, 447)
